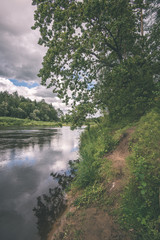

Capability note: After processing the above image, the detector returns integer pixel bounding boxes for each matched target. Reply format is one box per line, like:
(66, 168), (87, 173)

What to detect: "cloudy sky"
(0, 0), (67, 112)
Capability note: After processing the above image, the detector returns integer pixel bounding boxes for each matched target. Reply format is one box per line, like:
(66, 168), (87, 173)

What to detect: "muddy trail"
(47, 128), (135, 240)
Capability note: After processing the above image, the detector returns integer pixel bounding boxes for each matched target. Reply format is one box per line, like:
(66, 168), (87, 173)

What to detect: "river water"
(0, 126), (82, 240)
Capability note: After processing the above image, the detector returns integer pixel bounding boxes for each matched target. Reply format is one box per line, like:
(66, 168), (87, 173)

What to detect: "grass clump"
(73, 183), (104, 208)
(120, 110), (160, 240)
(73, 123), (116, 189)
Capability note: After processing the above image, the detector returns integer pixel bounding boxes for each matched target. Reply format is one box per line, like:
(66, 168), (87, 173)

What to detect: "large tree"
(32, 0), (159, 123)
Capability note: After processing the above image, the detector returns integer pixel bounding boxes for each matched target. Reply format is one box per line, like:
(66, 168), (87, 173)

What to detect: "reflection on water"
(33, 186), (66, 240)
(0, 127), (82, 240)
(33, 165), (77, 240)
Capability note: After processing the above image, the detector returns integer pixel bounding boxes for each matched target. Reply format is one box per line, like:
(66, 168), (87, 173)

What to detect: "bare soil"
(47, 128), (135, 240)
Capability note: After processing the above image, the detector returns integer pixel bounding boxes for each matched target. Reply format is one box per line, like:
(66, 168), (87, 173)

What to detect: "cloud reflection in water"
(0, 126), (83, 240)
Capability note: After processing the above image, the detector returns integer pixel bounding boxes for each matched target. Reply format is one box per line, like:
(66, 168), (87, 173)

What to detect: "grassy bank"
(0, 116), (62, 127)
(70, 121), (118, 206)
(75, 110), (160, 240)
(51, 109), (160, 240)
(120, 110), (160, 240)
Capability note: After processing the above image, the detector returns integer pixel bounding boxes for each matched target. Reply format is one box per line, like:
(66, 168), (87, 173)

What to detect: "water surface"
(0, 126), (82, 240)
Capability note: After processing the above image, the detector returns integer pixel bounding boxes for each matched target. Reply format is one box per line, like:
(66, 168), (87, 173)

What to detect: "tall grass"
(73, 123), (117, 189)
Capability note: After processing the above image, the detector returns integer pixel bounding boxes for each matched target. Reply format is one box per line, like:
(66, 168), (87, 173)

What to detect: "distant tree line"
(0, 91), (60, 122)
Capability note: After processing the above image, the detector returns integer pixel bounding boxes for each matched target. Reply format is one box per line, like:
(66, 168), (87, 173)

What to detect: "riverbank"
(0, 116), (62, 127)
(47, 109), (160, 240)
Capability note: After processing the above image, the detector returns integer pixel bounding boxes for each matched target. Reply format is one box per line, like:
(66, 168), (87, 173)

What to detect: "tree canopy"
(32, 0), (160, 124)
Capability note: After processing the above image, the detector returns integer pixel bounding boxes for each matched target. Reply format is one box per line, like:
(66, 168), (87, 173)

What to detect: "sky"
(0, 0), (67, 112)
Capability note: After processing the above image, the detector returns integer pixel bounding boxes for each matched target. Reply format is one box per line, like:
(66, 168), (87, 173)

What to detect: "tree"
(30, 109), (41, 120)
(32, 0), (159, 124)
(32, 0), (137, 96)
(0, 91), (61, 121)
(95, 56), (155, 121)
(146, 0), (160, 75)
(0, 101), (8, 116)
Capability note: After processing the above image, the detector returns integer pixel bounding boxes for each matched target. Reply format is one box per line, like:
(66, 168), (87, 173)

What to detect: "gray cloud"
(0, 0), (45, 82)
(0, 1), (70, 112)
(0, 78), (70, 113)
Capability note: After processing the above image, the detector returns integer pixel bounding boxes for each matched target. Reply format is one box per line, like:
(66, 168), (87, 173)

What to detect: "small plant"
(66, 211), (75, 219)
(73, 183), (104, 207)
(73, 229), (83, 240)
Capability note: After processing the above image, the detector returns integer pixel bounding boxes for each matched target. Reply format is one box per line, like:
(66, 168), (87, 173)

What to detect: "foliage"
(95, 56), (155, 121)
(62, 111), (101, 129)
(32, 0), (136, 99)
(32, 0), (160, 125)
(0, 91), (59, 122)
(120, 110), (160, 240)
(69, 102), (97, 129)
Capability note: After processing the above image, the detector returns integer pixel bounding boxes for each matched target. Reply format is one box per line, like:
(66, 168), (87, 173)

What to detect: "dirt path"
(47, 128), (135, 240)
(106, 128), (135, 194)
(108, 128), (135, 169)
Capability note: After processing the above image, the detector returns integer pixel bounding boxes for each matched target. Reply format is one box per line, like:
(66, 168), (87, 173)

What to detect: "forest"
(0, 91), (60, 122)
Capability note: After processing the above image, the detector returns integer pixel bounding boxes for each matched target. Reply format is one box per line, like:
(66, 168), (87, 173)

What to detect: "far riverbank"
(0, 116), (62, 127)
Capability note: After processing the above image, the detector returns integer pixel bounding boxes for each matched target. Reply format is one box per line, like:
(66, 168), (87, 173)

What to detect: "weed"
(73, 183), (104, 207)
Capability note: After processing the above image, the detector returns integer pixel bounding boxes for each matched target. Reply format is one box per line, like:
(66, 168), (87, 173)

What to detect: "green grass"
(0, 116), (62, 127)
(120, 109), (160, 240)
(73, 123), (117, 189)
(70, 118), (122, 209)
(70, 115), (136, 208)
(73, 183), (105, 208)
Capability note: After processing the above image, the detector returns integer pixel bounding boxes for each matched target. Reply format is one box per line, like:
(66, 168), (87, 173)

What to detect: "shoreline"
(0, 116), (62, 128)
(46, 128), (134, 240)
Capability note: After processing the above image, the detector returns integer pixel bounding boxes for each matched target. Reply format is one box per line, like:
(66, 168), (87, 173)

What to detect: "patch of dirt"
(49, 207), (131, 240)
(104, 128), (135, 213)
(107, 128), (135, 190)
(108, 128), (135, 169)
(47, 128), (135, 240)
(47, 192), (78, 240)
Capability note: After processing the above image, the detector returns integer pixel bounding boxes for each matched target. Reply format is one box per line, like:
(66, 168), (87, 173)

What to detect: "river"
(0, 126), (83, 240)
